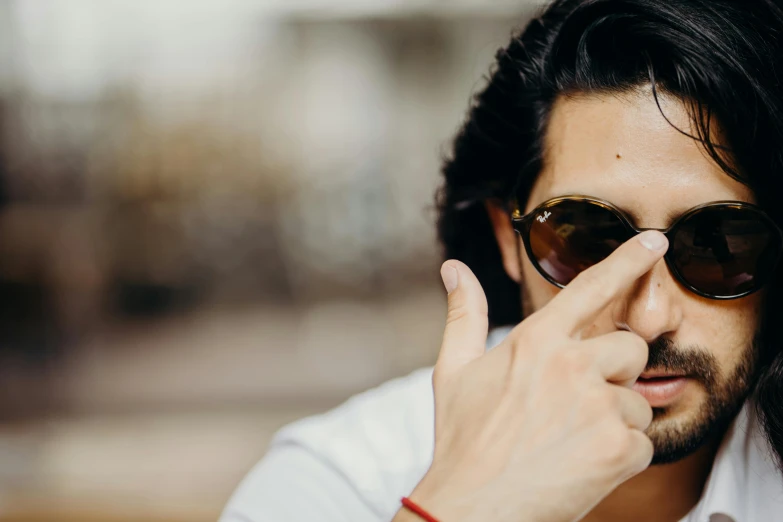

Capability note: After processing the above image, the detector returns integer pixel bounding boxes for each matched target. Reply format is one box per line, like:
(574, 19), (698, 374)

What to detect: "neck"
(581, 436), (722, 522)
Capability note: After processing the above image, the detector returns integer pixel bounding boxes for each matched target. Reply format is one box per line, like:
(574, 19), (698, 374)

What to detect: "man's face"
(495, 89), (762, 464)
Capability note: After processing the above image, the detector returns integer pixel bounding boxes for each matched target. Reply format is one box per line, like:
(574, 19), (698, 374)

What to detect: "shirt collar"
(689, 403), (749, 522)
(689, 399), (781, 522)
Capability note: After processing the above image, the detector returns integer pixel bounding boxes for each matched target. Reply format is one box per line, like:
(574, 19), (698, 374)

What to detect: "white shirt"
(221, 327), (783, 522)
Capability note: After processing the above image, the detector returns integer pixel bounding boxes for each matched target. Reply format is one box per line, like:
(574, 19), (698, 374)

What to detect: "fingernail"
(440, 264), (458, 294)
(638, 230), (668, 251)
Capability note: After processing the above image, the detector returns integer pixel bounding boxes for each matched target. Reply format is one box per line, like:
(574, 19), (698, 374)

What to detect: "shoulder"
(221, 326), (514, 522)
(275, 366), (436, 508)
(222, 366), (435, 522)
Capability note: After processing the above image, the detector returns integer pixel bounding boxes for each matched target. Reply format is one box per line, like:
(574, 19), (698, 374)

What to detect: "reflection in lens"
(673, 207), (780, 297)
(528, 200), (629, 286)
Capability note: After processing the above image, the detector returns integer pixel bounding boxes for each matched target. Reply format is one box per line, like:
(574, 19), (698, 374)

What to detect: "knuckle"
(621, 332), (649, 365)
(611, 331), (647, 363)
(551, 348), (590, 378)
(600, 426), (634, 468)
(641, 403), (654, 429)
(588, 385), (618, 411)
(632, 343), (650, 370)
(628, 332), (649, 353)
(576, 269), (615, 301)
(578, 386), (620, 423)
(567, 349), (594, 375)
(625, 432), (654, 478)
(445, 303), (471, 325)
(609, 254), (635, 276)
(626, 393), (652, 429)
(473, 294), (489, 319)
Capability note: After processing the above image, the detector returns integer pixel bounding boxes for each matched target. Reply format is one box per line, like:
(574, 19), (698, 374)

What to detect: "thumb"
(436, 260), (489, 377)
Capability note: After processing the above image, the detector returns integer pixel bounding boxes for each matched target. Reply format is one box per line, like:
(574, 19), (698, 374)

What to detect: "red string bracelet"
(401, 496), (440, 522)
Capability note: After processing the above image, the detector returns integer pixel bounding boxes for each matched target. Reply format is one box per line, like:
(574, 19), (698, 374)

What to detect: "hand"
(395, 230), (668, 522)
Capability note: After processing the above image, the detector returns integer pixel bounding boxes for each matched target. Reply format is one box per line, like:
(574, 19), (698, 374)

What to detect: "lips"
(633, 373), (689, 407)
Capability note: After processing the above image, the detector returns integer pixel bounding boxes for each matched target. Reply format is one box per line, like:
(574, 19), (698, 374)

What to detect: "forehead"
(528, 89), (755, 225)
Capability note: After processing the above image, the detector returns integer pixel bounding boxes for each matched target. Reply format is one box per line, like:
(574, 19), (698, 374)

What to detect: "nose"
(612, 258), (684, 342)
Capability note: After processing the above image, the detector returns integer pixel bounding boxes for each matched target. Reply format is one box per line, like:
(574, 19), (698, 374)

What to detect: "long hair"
(436, 0), (783, 470)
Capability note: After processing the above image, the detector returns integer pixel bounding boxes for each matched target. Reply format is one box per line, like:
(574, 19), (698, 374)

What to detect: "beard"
(518, 279), (762, 465)
(644, 335), (760, 465)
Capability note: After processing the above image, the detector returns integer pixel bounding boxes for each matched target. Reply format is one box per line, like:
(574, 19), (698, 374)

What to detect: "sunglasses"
(511, 196), (783, 299)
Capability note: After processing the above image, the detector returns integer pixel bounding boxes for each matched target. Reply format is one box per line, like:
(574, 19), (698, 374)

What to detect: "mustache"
(646, 337), (719, 389)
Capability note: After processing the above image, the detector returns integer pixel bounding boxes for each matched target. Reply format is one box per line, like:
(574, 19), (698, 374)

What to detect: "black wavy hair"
(436, 0), (783, 470)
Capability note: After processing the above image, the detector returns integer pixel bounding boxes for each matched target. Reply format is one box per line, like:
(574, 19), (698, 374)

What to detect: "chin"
(645, 395), (743, 465)
(646, 414), (712, 465)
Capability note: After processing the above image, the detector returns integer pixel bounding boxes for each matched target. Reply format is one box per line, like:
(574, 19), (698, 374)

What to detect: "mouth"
(639, 370), (686, 380)
(633, 371), (689, 407)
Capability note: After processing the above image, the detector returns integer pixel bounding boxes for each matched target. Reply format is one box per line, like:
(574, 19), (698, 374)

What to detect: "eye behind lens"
(669, 205), (782, 298)
(526, 199), (629, 287)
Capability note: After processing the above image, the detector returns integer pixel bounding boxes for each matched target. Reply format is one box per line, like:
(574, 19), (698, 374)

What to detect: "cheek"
(684, 293), (762, 375)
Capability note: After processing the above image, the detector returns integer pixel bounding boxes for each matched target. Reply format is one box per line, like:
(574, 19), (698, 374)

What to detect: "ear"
(484, 200), (522, 283)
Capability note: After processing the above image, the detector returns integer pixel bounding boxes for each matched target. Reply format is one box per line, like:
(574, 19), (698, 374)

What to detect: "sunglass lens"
(528, 200), (630, 286)
(671, 207), (781, 297)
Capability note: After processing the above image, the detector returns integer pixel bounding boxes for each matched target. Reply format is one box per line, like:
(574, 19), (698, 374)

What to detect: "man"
(222, 0), (783, 520)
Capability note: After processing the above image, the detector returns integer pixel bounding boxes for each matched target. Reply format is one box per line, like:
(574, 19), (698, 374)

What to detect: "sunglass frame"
(510, 195), (783, 300)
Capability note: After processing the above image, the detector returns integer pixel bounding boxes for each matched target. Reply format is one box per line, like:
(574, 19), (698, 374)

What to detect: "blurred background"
(0, 1), (536, 520)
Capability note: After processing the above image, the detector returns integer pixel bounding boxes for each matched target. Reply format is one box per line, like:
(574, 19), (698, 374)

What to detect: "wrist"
(392, 507), (428, 522)
(403, 469), (471, 522)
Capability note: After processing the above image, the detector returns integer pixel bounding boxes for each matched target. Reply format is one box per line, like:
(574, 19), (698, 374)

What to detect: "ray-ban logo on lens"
(536, 211), (552, 223)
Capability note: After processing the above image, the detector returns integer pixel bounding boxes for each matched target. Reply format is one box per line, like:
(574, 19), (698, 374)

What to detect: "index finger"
(546, 230), (668, 337)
